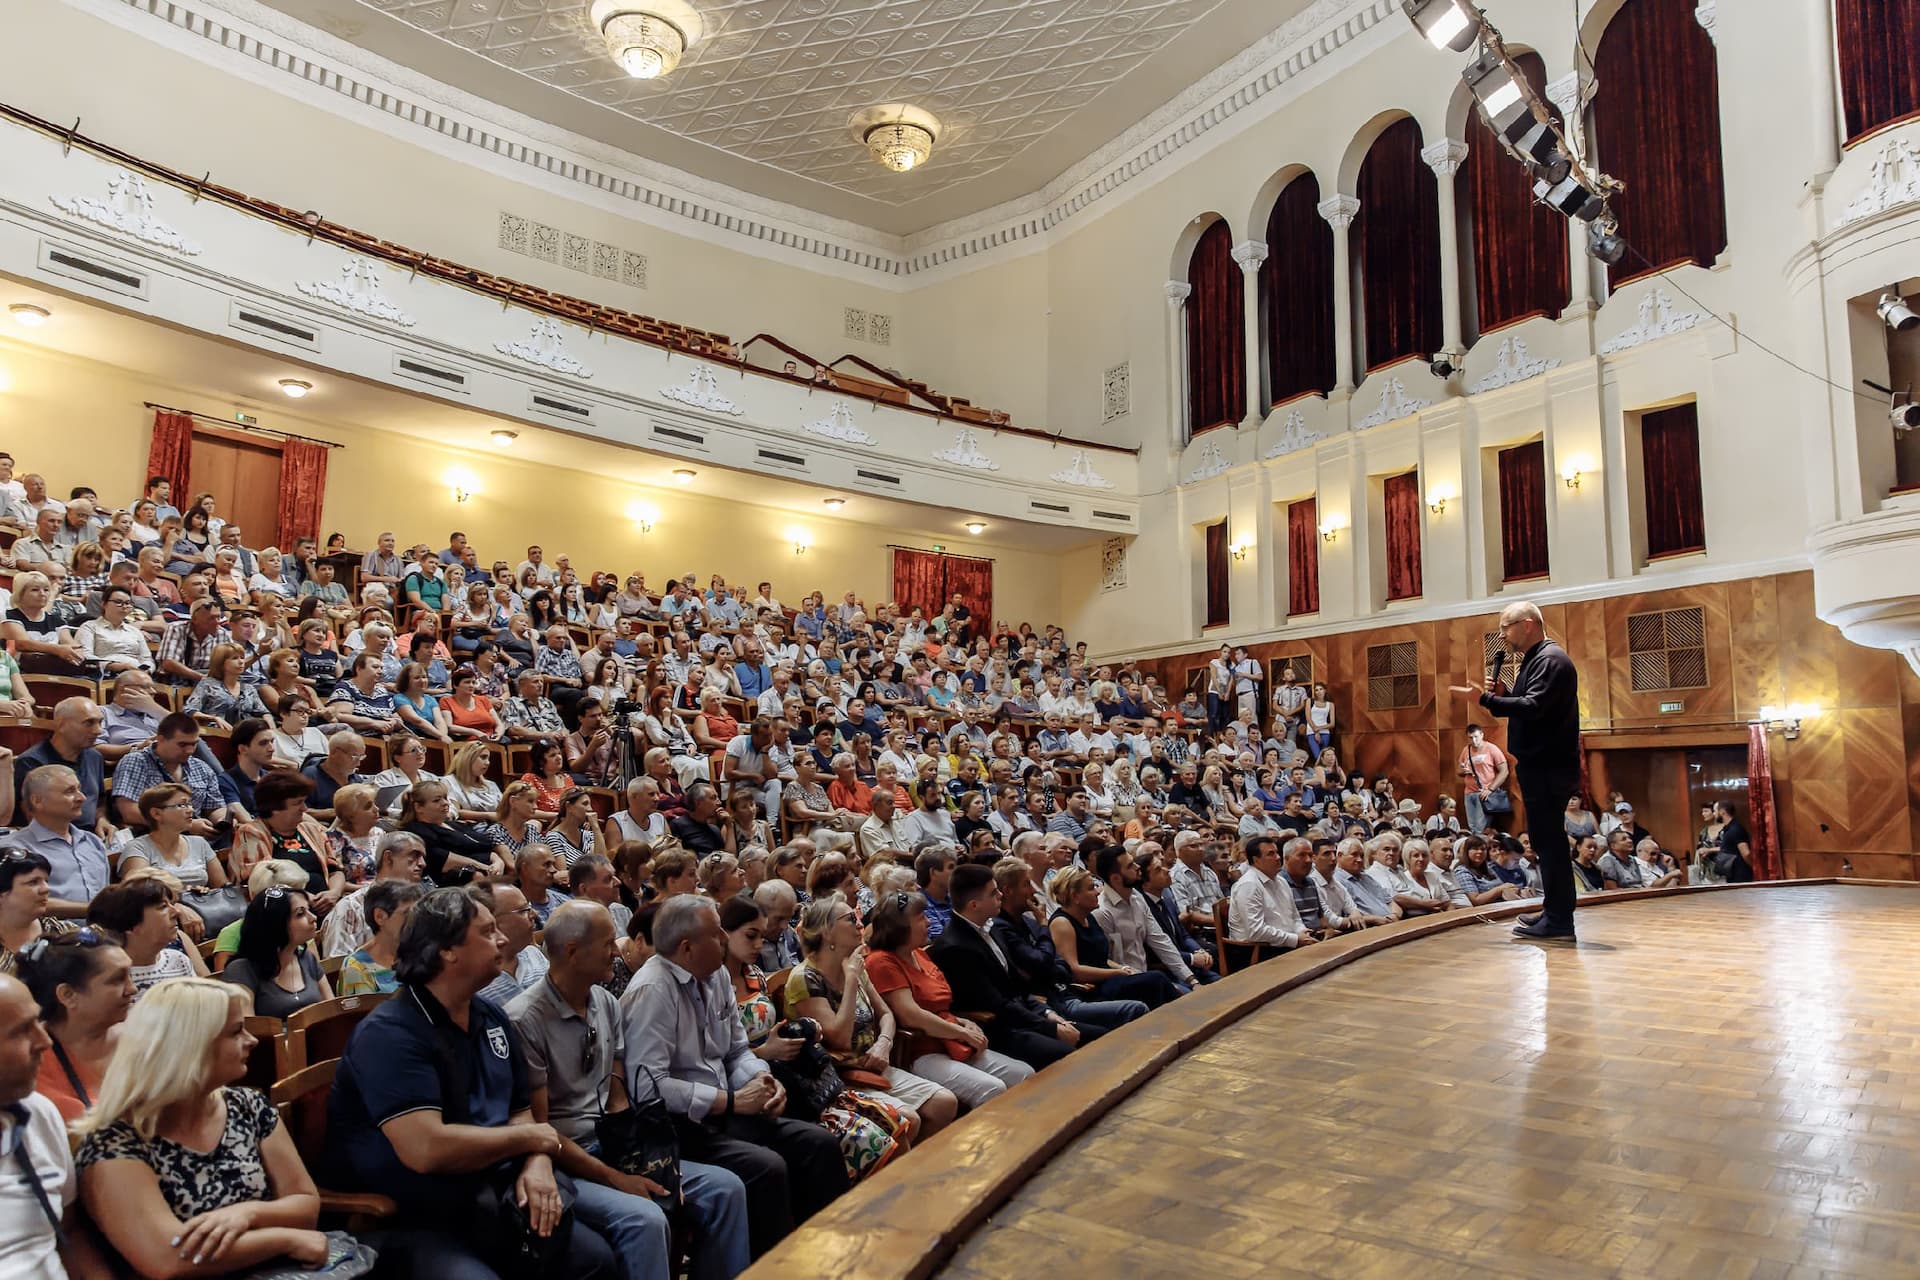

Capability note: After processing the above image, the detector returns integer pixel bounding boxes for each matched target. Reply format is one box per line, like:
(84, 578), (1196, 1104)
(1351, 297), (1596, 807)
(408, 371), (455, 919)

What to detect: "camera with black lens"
(775, 1017), (820, 1046)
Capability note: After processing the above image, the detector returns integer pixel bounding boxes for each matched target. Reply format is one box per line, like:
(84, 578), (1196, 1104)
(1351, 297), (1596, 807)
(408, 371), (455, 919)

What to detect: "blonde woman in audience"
(1081, 761), (1115, 821)
(1365, 836), (1450, 916)
(4, 571), (87, 671)
(442, 739), (503, 821)
(184, 642), (269, 728)
(873, 758), (910, 812)
(76, 979), (340, 1276)
(210, 546), (248, 608)
(248, 546), (295, 603)
(323, 783), (386, 884)
(118, 783), (228, 888)
(699, 850), (744, 901)
(1405, 840), (1456, 907)
(369, 734), (440, 818)
(877, 729), (918, 783)
(1107, 759), (1146, 823)
(479, 781), (546, 856)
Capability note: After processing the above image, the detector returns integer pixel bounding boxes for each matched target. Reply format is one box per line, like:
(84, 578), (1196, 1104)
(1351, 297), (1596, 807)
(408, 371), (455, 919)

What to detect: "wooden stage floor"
(940, 885), (1919, 1280)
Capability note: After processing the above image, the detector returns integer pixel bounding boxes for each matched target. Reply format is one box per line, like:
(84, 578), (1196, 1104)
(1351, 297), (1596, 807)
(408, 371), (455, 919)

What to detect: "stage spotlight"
(1464, 47), (1529, 141)
(1878, 292), (1919, 333)
(1427, 351), (1459, 381)
(1588, 217), (1628, 266)
(1404, 0), (1479, 51)
(1534, 173), (1608, 222)
(1894, 394), (1920, 433)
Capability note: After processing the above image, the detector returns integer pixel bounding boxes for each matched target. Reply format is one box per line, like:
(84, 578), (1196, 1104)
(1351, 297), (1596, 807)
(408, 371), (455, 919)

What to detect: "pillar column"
(1803, 0), (1840, 178)
(1231, 239), (1270, 429)
(1548, 73), (1596, 320)
(1316, 195), (1361, 398)
(1422, 138), (1471, 360)
(1164, 281), (1192, 448)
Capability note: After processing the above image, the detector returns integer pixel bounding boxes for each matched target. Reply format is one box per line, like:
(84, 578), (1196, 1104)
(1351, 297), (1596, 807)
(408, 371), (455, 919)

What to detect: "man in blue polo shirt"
(327, 886), (616, 1279)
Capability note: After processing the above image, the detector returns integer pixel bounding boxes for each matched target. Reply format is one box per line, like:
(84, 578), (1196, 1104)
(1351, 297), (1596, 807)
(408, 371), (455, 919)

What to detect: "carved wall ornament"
(1230, 239), (1271, 272)
(49, 170), (200, 255)
(1184, 439), (1230, 484)
(1103, 362), (1131, 423)
(1264, 408), (1325, 458)
(1316, 194), (1362, 230)
(1421, 138), (1470, 178)
(800, 401), (877, 445)
(659, 365), (744, 414)
(295, 259), (417, 327)
(1101, 536), (1130, 593)
(1598, 288), (1704, 355)
(1468, 337), (1561, 394)
(1354, 377), (1430, 429)
(1049, 450), (1115, 489)
(933, 428), (1001, 471)
(1693, 0), (1717, 45)
(1837, 135), (1920, 229)
(495, 317), (594, 378)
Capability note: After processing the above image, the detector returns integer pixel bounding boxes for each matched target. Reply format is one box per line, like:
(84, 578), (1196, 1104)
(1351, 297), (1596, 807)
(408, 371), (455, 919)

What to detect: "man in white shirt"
(1091, 845), (1193, 988)
(856, 787), (910, 861)
(0, 972), (90, 1280)
(1227, 835), (1318, 956)
(515, 544), (557, 590)
(721, 718), (783, 820)
(1307, 840), (1360, 932)
(1237, 794), (1284, 844)
(901, 780), (957, 846)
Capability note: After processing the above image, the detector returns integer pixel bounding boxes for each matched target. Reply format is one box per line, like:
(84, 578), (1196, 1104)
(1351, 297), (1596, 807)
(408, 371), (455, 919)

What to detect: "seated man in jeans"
(326, 886), (617, 1280)
(511, 900), (751, 1280)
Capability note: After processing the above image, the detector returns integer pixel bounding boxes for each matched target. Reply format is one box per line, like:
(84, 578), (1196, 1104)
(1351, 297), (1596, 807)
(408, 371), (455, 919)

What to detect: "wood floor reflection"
(941, 885), (1919, 1280)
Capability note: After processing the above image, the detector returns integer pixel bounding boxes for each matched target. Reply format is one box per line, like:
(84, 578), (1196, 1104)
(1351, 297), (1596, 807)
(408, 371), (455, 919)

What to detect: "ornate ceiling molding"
(78, 0), (1398, 283)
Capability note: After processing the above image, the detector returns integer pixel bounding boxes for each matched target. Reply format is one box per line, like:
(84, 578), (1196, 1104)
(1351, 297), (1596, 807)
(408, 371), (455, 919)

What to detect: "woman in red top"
(862, 892), (1033, 1111)
(19, 930), (135, 1121)
(827, 754), (874, 815)
(520, 739), (571, 823)
(444, 664), (502, 739)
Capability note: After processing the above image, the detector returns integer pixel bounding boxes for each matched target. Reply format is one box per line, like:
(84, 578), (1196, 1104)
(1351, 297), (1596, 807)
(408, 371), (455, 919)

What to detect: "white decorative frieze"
(1316, 194), (1361, 231)
(1599, 289), (1704, 355)
(1263, 409), (1324, 459)
(1837, 136), (1920, 229)
(1354, 378), (1429, 429)
(1184, 439), (1230, 484)
(1101, 536), (1130, 593)
(49, 171), (200, 256)
(659, 365), (745, 415)
(295, 259), (417, 328)
(1421, 139), (1470, 179)
(800, 401), (877, 446)
(1049, 450), (1115, 489)
(933, 428), (1001, 472)
(495, 317), (594, 378)
(1469, 337), (1561, 394)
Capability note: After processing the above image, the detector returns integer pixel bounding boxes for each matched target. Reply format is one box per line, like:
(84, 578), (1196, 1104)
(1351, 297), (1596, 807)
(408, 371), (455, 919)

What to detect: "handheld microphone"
(1489, 648), (1508, 691)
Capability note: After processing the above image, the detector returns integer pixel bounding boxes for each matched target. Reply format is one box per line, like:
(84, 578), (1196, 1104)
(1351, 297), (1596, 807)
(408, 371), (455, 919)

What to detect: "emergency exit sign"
(1659, 700), (1685, 714)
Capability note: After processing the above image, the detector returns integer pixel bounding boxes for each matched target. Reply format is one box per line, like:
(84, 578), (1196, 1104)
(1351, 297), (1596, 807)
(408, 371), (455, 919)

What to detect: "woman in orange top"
(693, 686), (740, 754)
(520, 739), (571, 823)
(827, 753), (874, 815)
(444, 664), (502, 740)
(19, 929), (135, 1121)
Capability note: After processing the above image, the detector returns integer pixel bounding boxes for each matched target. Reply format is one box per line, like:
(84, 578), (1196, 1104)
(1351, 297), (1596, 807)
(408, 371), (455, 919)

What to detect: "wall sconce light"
(1319, 516), (1348, 543)
(1757, 703), (1819, 740)
(1427, 486), (1454, 516)
(1229, 536), (1251, 561)
(625, 501), (657, 533)
(789, 528), (812, 557)
(1560, 456), (1590, 490)
(452, 486), (472, 503)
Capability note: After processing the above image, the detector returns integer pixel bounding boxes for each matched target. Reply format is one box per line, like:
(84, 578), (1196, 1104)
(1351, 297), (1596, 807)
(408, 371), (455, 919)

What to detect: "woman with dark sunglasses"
(17, 928), (136, 1120)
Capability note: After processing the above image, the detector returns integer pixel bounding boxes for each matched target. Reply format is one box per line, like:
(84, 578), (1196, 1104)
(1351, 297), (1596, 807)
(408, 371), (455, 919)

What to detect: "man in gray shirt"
(510, 901), (749, 1280)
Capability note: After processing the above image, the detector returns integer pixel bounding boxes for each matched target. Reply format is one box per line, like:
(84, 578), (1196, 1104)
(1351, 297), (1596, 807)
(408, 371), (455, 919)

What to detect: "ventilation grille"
(649, 424), (705, 448)
(1029, 500), (1071, 515)
(1269, 653), (1313, 688)
(1366, 641), (1420, 711)
(1627, 606), (1707, 691)
(528, 390), (592, 422)
(1091, 509), (1133, 524)
(756, 447), (807, 469)
(853, 469), (900, 486)
(229, 302), (320, 352)
(391, 354), (470, 393)
(38, 242), (147, 298)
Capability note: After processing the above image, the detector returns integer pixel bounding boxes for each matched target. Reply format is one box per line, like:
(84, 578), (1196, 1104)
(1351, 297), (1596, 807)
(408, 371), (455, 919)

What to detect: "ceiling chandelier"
(864, 120), (936, 173)
(600, 10), (686, 79)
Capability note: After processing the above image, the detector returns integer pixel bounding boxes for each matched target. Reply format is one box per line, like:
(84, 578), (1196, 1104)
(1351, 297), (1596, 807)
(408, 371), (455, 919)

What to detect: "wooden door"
(189, 428), (283, 549)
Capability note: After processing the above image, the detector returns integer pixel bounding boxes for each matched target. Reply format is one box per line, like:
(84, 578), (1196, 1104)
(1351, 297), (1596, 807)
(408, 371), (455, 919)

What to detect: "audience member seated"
(0, 970), (107, 1278)
(88, 878), (198, 998)
(1227, 836), (1321, 963)
(324, 830), (428, 958)
(1134, 845), (1218, 983)
(517, 845), (574, 927)
(1090, 844), (1195, 991)
(399, 779), (509, 884)
(339, 879), (428, 995)
(1450, 835), (1526, 905)
(670, 783), (728, 855)
(230, 770), (343, 907)
(110, 712), (233, 836)
(302, 730), (367, 819)
(14, 767), (111, 919)
(16, 697), (108, 838)
(221, 885), (332, 1018)
(931, 864), (1089, 1067)
(18, 929), (134, 1121)
(1047, 867), (1179, 1008)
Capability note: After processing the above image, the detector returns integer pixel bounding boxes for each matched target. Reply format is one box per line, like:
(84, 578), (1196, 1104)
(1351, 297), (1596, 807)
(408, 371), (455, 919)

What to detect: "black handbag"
(183, 884), (250, 936)
(767, 1017), (846, 1122)
(1481, 787), (1512, 814)
(597, 1065), (683, 1206)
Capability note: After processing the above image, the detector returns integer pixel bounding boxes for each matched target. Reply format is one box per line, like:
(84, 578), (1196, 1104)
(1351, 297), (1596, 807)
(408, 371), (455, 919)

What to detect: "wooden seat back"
(280, 991), (394, 1077)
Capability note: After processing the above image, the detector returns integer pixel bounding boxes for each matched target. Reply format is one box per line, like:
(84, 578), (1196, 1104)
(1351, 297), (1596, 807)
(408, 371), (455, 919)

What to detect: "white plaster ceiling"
(250, 0), (1312, 233)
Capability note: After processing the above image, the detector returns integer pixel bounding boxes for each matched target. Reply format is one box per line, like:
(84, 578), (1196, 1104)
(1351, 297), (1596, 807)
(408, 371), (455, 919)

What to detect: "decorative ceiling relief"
(1599, 288), (1703, 356)
(49, 170), (201, 255)
(933, 428), (1001, 472)
(1049, 450), (1115, 489)
(1263, 409), (1323, 458)
(1468, 337), (1559, 394)
(1101, 536), (1130, 593)
(1354, 378), (1429, 429)
(1184, 439), (1230, 484)
(295, 259), (417, 327)
(1837, 136), (1920, 229)
(801, 402), (878, 446)
(659, 365), (745, 414)
(496, 316), (595, 377)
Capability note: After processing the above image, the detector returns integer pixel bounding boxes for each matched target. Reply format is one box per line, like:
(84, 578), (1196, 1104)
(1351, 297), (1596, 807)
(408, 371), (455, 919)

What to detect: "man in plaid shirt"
(156, 598), (230, 685)
(110, 710), (235, 831)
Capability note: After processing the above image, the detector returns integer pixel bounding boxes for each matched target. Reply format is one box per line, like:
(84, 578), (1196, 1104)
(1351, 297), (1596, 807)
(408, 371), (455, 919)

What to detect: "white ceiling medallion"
(1468, 337), (1560, 394)
(1354, 378), (1430, 429)
(1184, 439), (1230, 484)
(495, 316), (594, 378)
(49, 170), (201, 256)
(801, 402), (877, 446)
(659, 365), (744, 415)
(1263, 408), (1324, 459)
(295, 259), (417, 327)
(1049, 450), (1115, 489)
(1837, 135), (1920, 230)
(1599, 288), (1704, 356)
(932, 428), (1001, 472)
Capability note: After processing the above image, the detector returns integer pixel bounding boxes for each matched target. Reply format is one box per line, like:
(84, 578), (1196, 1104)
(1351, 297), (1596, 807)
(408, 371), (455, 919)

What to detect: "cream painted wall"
(0, 337), (1066, 626)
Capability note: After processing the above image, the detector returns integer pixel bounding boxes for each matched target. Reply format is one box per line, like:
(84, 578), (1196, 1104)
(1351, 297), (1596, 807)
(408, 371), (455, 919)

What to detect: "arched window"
(1261, 173), (1337, 407)
(1589, 0), (1727, 286)
(1186, 219), (1245, 436)
(1460, 52), (1569, 337)
(1354, 117), (1443, 376)
(1837, 0), (1920, 145)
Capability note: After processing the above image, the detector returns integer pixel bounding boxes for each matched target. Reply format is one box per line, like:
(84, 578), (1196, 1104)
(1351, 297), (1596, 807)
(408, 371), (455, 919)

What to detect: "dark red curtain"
(1462, 53), (1569, 336)
(1203, 521), (1229, 628)
(1746, 724), (1784, 881)
(1287, 497), (1320, 616)
(1641, 403), (1706, 558)
(891, 549), (947, 618)
(1591, 0), (1727, 285)
(1355, 118), (1443, 375)
(1497, 441), (1550, 582)
(1186, 220), (1246, 435)
(1262, 173), (1337, 407)
(1837, 0), (1920, 145)
(146, 409), (194, 507)
(940, 555), (993, 637)
(275, 440), (328, 549)
(1383, 471), (1423, 601)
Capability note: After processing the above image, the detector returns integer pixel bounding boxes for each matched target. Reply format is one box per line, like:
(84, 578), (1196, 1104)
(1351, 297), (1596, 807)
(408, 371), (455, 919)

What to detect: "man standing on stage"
(1450, 601), (1581, 940)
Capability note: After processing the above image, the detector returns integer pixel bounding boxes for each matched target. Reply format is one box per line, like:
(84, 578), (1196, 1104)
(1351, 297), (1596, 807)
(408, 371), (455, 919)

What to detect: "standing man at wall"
(1450, 601), (1581, 941)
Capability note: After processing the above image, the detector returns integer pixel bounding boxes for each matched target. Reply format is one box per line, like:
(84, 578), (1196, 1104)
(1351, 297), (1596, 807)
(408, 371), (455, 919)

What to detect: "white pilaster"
(1547, 74), (1597, 320)
(1231, 239), (1270, 429)
(1422, 138), (1471, 361)
(1317, 195), (1361, 397)
(1165, 281), (1193, 447)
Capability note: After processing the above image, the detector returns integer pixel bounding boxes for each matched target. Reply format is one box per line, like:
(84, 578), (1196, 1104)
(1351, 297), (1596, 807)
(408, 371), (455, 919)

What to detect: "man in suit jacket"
(986, 858), (1149, 1037)
(931, 864), (1082, 1067)
(1137, 848), (1220, 985)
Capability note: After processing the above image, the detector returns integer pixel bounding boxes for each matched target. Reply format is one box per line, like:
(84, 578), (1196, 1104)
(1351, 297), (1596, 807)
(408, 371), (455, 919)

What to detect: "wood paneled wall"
(1142, 572), (1920, 876)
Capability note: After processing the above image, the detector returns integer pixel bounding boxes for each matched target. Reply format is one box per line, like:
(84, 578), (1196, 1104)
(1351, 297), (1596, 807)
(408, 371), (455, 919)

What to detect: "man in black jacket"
(1451, 601), (1582, 940)
(987, 858), (1148, 1035)
(931, 864), (1083, 1067)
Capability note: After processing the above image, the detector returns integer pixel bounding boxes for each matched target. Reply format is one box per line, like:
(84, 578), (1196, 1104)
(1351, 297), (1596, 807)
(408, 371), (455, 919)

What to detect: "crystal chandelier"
(600, 11), (686, 79)
(863, 121), (936, 173)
